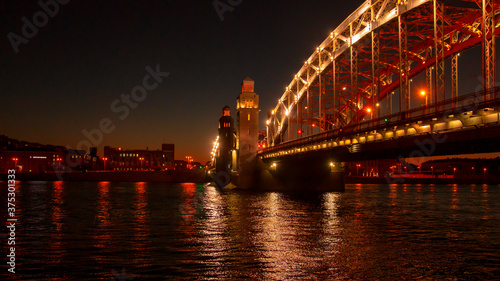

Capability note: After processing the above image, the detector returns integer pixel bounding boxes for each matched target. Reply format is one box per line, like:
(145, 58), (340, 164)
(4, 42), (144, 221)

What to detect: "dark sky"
(0, 1), (495, 163)
(0, 0), (363, 162)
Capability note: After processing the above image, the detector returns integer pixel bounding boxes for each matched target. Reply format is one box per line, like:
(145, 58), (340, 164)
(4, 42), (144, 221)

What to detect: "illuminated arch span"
(267, 0), (500, 146)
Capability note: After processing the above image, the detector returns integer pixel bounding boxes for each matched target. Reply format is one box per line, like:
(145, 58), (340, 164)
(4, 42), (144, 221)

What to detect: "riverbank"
(345, 175), (500, 185)
(3, 170), (208, 183)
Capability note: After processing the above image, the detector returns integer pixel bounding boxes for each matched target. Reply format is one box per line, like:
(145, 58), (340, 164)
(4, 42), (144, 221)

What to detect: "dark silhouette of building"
(215, 105), (234, 172)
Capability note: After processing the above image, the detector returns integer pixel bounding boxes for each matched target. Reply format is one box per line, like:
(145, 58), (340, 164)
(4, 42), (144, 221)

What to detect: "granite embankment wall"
(4, 170), (209, 183)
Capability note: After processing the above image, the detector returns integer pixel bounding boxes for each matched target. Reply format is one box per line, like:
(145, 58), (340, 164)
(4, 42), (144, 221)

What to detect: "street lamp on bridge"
(420, 90), (428, 113)
(356, 164), (361, 176)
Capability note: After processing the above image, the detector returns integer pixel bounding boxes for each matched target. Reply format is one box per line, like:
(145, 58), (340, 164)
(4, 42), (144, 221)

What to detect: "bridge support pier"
(258, 156), (345, 192)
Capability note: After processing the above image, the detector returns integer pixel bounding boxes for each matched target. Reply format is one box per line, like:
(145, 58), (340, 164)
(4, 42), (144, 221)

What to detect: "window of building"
(248, 114), (251, 121)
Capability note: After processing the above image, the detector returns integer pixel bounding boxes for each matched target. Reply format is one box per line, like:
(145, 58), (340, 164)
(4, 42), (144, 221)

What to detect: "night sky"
(0, 0), (496, 163)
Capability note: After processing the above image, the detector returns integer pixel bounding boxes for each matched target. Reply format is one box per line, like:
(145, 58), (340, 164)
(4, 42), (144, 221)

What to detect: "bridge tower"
(236, 78), (259, 187)
(216, 105), (234, 173)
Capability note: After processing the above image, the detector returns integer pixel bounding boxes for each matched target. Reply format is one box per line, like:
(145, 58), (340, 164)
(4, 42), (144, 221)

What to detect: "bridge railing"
(262, 87), (500, 155)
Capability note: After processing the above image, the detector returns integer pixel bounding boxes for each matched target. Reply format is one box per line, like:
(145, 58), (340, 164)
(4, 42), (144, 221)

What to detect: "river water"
(0, 181), (499, 280)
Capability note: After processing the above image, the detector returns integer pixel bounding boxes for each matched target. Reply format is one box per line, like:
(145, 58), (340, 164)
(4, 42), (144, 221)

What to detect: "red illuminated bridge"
(261, 0), (500, 163)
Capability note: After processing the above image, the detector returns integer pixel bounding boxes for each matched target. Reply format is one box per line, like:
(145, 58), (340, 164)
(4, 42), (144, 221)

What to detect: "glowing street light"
(102, 157), (108, 171)
(453, 167), (457, 176)
(356, 164), (361, 176)
(420, 90), (428, 113)
(12, 158), (18, 171)
(186, 156), (194, 169)
(57, 157), (62, 171)
(484, 167), (487, 179)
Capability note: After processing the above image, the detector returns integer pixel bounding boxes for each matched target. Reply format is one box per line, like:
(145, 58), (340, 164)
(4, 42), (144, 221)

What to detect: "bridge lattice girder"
(268, 0), (500, 146)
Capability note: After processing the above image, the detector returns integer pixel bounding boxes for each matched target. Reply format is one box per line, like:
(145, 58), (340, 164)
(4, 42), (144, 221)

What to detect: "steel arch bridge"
(266, 0), (499, 147)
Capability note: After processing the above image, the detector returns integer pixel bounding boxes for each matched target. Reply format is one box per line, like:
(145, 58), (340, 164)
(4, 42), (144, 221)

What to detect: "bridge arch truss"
(267, 0), (500, 146)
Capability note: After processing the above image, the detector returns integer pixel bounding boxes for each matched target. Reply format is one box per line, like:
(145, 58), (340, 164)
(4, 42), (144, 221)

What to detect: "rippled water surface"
(0, 181), (499, 280)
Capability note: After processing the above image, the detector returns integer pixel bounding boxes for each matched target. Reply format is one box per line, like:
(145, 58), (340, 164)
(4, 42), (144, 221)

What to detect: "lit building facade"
(0, 150), (63, 173)
(103, 144), (174, 171)
(346, 159), (401, 177)
(0, 134), (98, 172)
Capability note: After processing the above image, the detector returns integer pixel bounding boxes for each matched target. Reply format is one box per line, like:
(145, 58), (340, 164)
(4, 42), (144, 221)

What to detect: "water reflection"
(49, 181), (65, 265)
(93, 182), (111, 260)
(1, 182), (499, 280)
(481, 184), (490, 220)
(321, 192), (342, 254)
(198, 185), (229, 279)
(133, 182), (152, 267)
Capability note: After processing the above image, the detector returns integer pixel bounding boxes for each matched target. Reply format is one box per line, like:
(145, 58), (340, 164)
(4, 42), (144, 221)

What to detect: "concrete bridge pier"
(258, 156), (345, 192)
